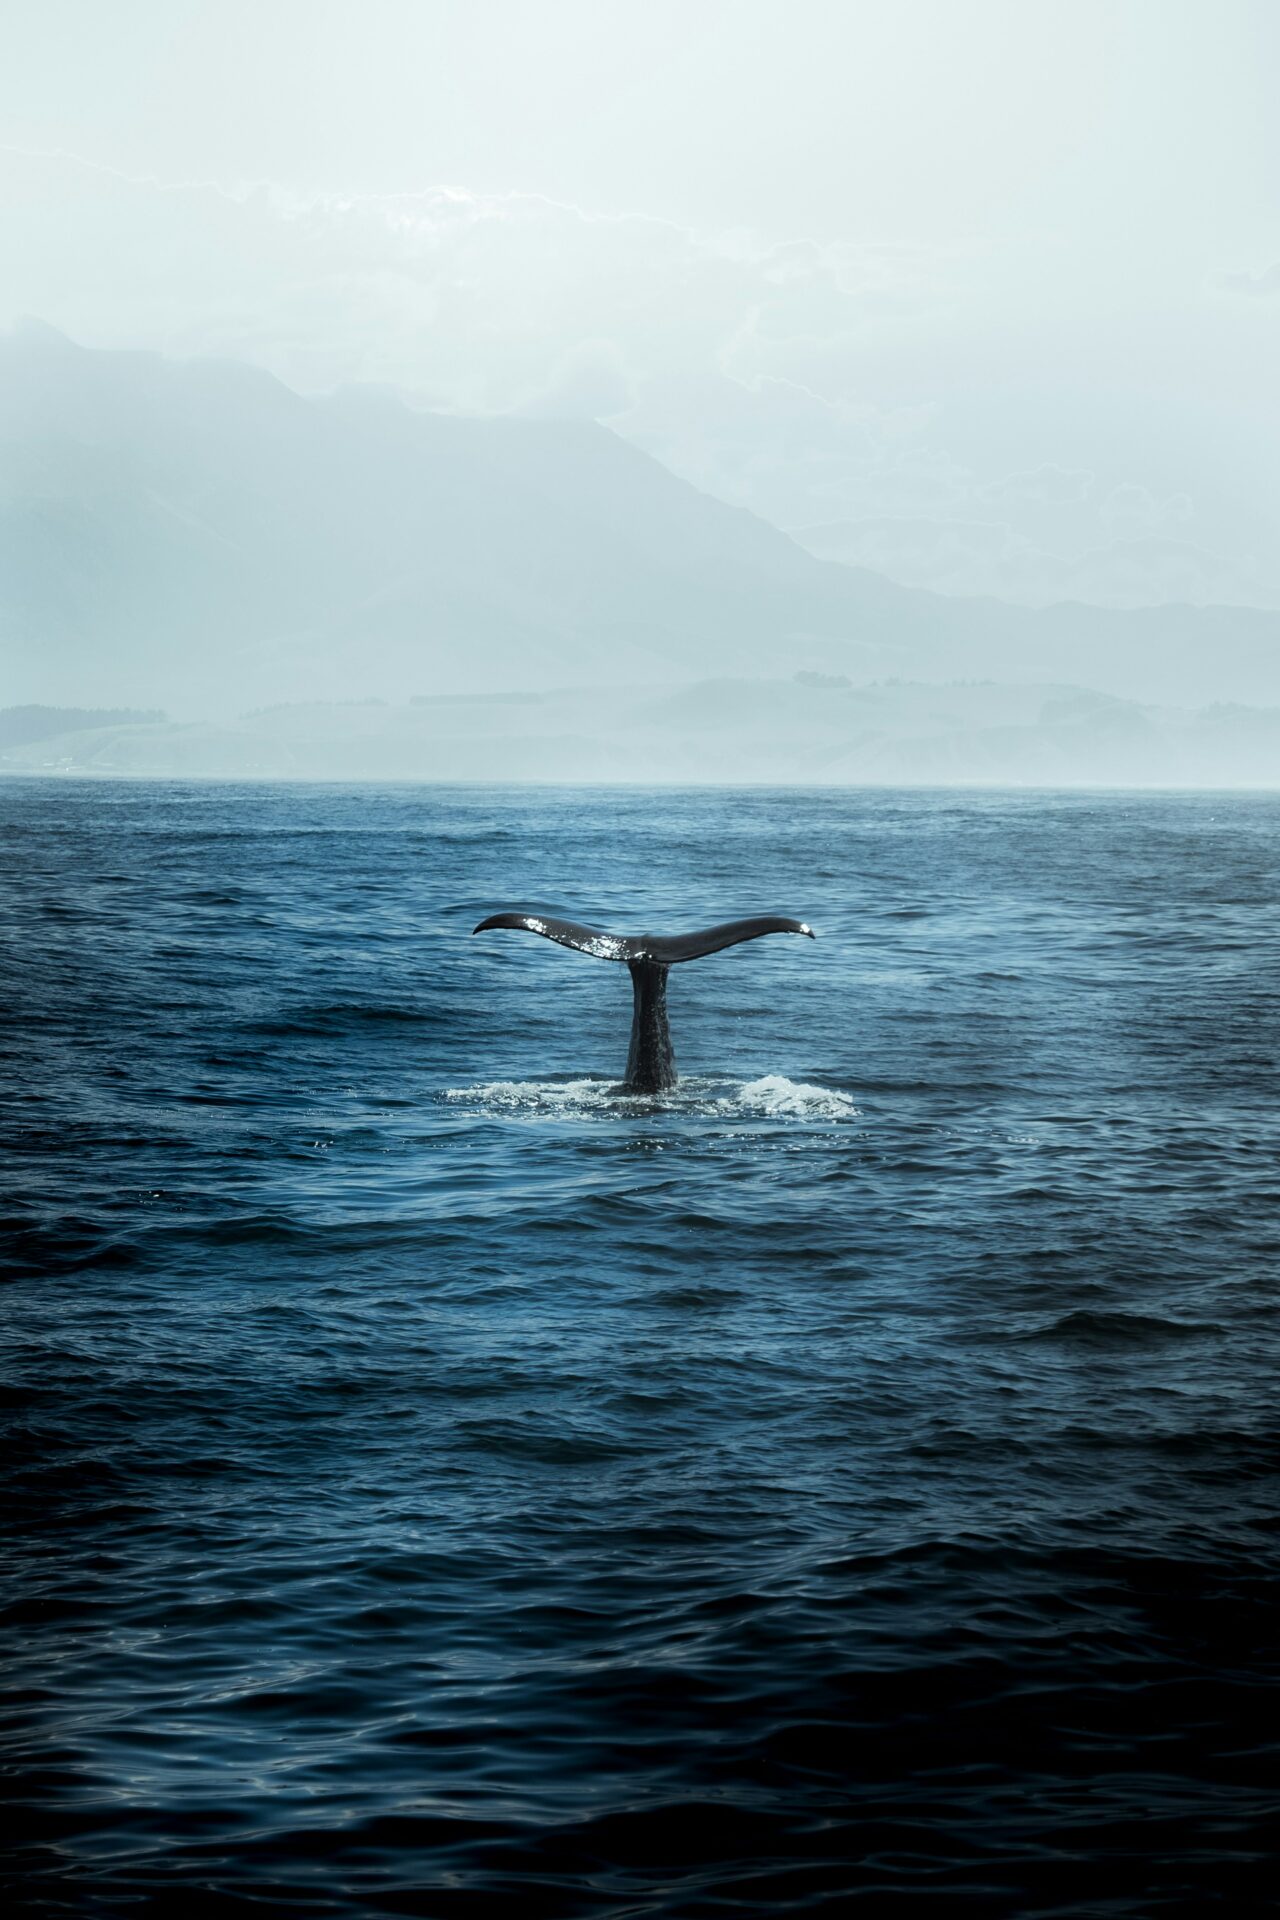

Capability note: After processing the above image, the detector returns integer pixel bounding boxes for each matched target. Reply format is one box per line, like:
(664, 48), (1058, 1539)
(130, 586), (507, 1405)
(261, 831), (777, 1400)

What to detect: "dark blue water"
(3, 780), (1279, 1916)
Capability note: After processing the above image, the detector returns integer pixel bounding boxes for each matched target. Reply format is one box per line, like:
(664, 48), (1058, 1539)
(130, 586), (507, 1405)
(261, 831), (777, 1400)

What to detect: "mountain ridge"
(2, 325), (1277, 717)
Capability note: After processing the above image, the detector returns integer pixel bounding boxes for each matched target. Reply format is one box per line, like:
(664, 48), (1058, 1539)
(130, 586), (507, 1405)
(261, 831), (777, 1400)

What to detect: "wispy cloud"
(3, 146), (1278, 611)
(1214, 262), (1280, 297)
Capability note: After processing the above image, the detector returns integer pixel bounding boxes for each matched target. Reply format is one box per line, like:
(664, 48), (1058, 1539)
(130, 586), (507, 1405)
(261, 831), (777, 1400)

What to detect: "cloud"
(981, 464), (1094, 507)
(1051, 536), (1274, 609)
(519, 338), (637, 420)
(1215, 262), (1280, 297)
(791, 515), (1280, 611)
(793, 514), (1021, 590)
(1099, 483), (1192, 539)
(2, 146), (1277, 613)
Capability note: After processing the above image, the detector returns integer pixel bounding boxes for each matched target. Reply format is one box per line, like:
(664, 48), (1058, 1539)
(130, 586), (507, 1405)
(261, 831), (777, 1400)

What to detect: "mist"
(2, 1), (1278, 784)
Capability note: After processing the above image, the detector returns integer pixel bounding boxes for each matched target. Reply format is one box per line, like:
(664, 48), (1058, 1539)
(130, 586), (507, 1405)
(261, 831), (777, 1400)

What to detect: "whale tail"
(473, 912), (816, 1093)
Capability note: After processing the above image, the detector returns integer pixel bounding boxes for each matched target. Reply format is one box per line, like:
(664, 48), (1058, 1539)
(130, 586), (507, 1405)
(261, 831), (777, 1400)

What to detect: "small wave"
(248, 1002), (450, 1036)
(1028, 1308), (1221, 1346)
(733, 1074), (858, 1119)
(442, 1073), (858, 1122)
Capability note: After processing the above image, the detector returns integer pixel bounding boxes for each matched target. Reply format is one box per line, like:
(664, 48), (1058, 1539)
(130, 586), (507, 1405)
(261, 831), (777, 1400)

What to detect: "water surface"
(3, 781), (1278, 1914)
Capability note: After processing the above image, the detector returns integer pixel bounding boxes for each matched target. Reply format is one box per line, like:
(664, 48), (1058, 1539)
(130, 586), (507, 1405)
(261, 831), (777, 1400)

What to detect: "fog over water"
(2, 2), (1279, 787)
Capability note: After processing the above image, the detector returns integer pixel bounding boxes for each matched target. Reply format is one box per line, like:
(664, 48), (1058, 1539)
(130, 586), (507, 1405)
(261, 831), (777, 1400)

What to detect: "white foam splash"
(443, 1074), (858, 1122)
(444, 1077), (621, 1114)
(730, 1075), (859, 1119)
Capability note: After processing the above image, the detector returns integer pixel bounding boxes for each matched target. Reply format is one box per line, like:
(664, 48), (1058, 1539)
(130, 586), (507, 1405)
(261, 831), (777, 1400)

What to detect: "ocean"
(3, 779), (1278, 1915)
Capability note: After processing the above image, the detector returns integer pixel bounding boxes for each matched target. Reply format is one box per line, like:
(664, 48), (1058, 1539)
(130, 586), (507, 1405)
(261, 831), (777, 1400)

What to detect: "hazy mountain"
(2, 325), (1278, 721)
(0, 703), (164, 748)
(0, 324), (904, 713)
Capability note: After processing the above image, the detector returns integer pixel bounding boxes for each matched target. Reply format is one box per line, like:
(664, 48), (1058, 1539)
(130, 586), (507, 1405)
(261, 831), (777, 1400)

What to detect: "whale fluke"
(473, 911), (816, 1093)
(646, 916), (815, 965)
(472, 912), (635, 962)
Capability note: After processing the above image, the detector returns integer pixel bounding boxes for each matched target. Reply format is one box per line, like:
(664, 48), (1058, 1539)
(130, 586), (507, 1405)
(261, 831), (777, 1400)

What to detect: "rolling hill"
(2, 324), (1278, 723)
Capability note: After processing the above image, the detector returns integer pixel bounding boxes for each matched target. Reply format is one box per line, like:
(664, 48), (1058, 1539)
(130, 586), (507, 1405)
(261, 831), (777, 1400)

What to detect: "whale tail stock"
(472, 912), (816, 1093)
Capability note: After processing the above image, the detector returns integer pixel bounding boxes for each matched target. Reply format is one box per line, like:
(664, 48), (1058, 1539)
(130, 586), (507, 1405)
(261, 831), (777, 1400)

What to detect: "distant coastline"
(4, 682), (1278, 789)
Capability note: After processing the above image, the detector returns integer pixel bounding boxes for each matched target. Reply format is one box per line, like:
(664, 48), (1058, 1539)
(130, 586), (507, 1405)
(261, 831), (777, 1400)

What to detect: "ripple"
(3, 779), (1279, 1918)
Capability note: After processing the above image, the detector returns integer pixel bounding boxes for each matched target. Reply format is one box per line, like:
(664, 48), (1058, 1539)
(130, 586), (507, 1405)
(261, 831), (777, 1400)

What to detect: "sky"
(2, 0), (1278, 608)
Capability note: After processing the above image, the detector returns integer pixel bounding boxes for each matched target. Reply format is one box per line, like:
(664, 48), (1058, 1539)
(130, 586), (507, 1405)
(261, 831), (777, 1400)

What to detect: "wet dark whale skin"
(473, 913), (816, 1093)
(624, 959), (678, 1092)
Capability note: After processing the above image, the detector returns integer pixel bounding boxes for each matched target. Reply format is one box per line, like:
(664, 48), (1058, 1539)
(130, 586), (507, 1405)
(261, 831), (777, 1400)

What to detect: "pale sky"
(3, 0), (1278, 607)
